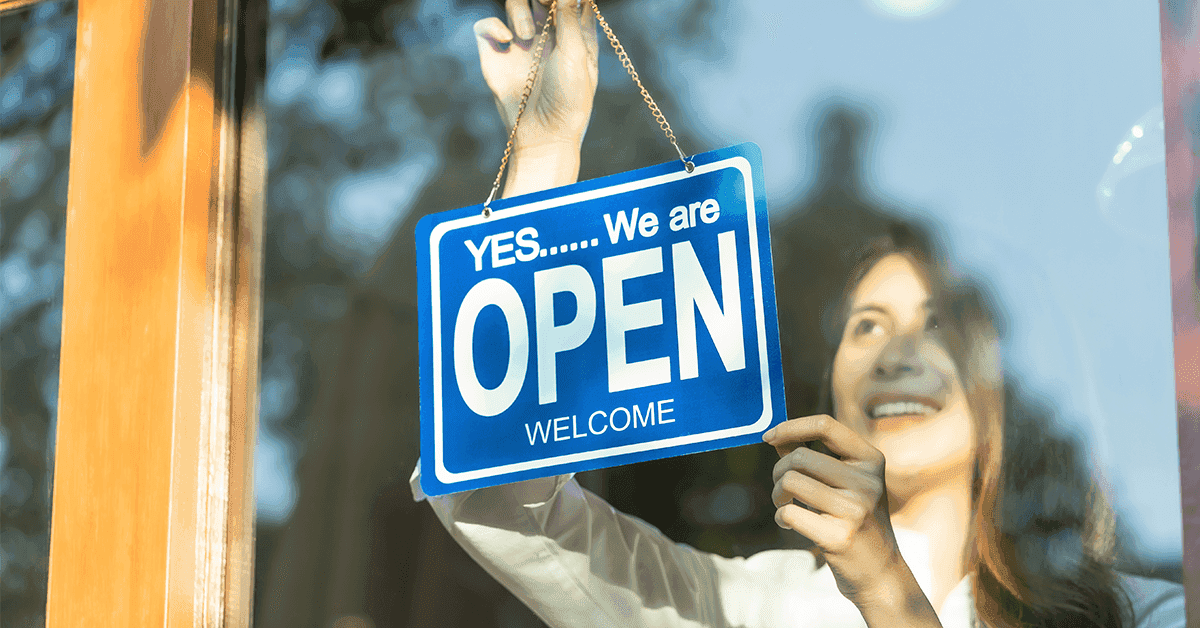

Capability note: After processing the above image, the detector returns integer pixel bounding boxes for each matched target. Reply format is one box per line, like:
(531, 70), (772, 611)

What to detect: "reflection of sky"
(658, 0), (1179, 558)
(258, 0), (1185, 560)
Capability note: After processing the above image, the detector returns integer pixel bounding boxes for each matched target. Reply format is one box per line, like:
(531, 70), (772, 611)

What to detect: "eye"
(926, 314), (940, 331)
(853, 319), (878, 337)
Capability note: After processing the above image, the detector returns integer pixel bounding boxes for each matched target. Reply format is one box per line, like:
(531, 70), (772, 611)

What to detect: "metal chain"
(484, 0), (694, 217)
(589, 1), (693, 173)
(484, 1), (558, 216)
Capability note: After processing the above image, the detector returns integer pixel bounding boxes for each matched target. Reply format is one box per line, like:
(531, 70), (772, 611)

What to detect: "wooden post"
(43, 0), (265, 625)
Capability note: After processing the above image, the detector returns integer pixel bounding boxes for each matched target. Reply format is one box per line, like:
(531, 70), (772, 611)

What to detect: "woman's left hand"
(764, 415), (939, 625)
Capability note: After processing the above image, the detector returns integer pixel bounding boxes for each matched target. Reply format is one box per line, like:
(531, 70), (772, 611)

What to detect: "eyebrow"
(848, 304), (887, 317)
(848, 299), (935, 317)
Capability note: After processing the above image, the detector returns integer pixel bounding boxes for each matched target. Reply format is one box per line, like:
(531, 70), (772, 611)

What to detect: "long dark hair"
(819, 224), (1130, 628)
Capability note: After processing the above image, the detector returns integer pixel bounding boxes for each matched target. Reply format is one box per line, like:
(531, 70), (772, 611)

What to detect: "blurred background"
(1, 3), (74, 627)
(1, 0), (1194, 627)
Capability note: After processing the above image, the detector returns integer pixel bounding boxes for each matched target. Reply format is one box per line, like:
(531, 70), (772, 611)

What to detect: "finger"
(772, 444), (878, 494)
(554, 0), (590, 55)
(763, 415), (881, 464)
(475, 17), (514, 48)
(776, 504), (853, 552)
(772, 440), (835, 465)
(772, 470), (864, 520)
(506, 0), (535, 40)
(772, 444), (840, 485)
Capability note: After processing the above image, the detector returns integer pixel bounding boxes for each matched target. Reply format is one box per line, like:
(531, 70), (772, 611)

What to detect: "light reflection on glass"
(1096, 105), (1166, 246)
(866, 0), (956, 19)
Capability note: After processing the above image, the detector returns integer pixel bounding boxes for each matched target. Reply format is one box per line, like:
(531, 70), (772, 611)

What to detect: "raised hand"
(474, 0), (599, 157)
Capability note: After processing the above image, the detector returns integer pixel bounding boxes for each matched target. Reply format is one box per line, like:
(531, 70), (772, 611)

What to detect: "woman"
(411, 2), (1185, 626)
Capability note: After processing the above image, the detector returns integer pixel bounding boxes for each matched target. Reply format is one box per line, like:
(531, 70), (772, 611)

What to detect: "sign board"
(416, 142), (786, 496)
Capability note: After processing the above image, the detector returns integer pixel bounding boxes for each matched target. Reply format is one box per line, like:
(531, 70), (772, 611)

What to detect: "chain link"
(485, 1), (558, 216)
(484, 0), (693, 217)
(589, 1), (693, 172)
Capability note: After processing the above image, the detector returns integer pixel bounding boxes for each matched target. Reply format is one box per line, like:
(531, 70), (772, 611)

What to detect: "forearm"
(500, 141), (583, 199)
(853, 562), (944, 628)
(411, 466), (723, 627)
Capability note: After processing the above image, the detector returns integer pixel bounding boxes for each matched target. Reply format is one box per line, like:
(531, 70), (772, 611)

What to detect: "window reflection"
(255, 1), (1184, 626)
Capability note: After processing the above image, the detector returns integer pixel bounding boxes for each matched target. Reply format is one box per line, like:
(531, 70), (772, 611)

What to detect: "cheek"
(923, 342), (959, 376)
(830, 348), (868, 420)
(832, 345), (873, 387)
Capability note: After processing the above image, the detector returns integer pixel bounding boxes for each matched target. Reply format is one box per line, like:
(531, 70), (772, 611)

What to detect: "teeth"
(870, 401), (937, 419)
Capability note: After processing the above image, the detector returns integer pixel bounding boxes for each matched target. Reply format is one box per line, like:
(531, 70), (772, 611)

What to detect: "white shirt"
(410, 465), (1185, 628)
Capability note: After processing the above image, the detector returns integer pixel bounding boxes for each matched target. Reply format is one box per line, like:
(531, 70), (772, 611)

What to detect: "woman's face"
(831, 253), (975, 498)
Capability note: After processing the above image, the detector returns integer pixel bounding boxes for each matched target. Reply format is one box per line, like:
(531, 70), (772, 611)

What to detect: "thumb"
(474, 16), (514, 50)
(474, 17), (516, 94)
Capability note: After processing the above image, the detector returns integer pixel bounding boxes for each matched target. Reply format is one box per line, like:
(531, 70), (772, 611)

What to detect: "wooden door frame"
(0, 0), (266, 624)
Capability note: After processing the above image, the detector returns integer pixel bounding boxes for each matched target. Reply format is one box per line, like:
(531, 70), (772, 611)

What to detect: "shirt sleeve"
(409, 461), (729, 628)
(1119, 573), (1186, 628)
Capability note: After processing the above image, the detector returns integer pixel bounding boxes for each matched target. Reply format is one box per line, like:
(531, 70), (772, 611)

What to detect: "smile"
(867, 399), (940, 419)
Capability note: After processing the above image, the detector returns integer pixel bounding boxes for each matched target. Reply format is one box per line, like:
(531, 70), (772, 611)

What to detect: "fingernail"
(519, 18), (533, 40)
(762, 428), (775, 441)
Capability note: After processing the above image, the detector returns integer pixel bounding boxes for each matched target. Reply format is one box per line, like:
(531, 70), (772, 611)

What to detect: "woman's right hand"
(764, 415), (943, 627)
(473, 0), (599, 159)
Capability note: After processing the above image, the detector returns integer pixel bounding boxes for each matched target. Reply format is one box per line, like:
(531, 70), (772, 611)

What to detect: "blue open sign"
(416, 143), (786, 496)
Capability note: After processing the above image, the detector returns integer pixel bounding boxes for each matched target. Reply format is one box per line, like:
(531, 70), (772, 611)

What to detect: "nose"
(873, 333), (923, 380)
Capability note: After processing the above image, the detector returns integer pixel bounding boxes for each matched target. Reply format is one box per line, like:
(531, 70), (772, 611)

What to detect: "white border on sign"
(429, 156), (772, 485)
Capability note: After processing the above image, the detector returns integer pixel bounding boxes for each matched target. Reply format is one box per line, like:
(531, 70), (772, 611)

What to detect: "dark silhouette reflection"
(773, 99), (939, 423)
(599, 99), (941, 561)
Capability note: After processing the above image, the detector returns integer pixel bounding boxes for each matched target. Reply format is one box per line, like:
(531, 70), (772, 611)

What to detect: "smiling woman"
(832, 251), (975, 483)
(799, 224), (1140, 627)
(825, 245), (979, 612)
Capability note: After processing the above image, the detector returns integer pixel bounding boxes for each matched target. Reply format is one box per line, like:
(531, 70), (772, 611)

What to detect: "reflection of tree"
(255, 1), (727, 626)
(0, 4), (76, 627)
